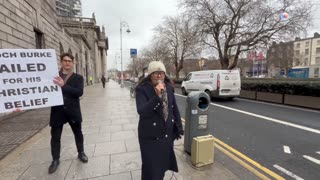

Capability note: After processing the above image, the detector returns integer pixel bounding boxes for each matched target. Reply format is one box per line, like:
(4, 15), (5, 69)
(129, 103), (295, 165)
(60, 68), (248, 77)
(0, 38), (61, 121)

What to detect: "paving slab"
(110, 151), (141, 174)
(65, 156), (110, 180)
(18, 160), (72, 180)
(94, 141), (126, 156)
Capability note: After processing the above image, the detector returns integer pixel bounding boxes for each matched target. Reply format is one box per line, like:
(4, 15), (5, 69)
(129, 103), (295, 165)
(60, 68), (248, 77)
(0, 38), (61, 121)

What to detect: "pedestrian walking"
(138, 66), (148, 81)
(135, 61), (184, 180)
(101, 75), (106, 88)
(89, 76), (93, 85)
(130, 67), (148, 98)
(48, 53), (88, 174)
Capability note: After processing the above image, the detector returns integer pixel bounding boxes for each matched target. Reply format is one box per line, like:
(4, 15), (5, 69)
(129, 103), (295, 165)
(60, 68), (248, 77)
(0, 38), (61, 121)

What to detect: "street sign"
(130, 49), (137, 58)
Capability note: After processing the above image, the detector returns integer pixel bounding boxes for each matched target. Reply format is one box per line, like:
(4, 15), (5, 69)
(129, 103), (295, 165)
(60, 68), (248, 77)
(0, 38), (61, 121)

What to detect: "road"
(174, 89), (320, 180)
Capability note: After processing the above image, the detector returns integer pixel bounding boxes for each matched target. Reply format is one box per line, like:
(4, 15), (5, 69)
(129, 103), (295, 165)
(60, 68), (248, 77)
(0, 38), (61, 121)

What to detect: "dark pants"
(50, 121), (84, 160)
(102, 82), (105, 88)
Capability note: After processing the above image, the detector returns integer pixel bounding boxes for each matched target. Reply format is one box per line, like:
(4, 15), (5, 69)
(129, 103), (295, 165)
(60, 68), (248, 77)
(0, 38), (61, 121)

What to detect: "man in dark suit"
(48, 53), (88, 174)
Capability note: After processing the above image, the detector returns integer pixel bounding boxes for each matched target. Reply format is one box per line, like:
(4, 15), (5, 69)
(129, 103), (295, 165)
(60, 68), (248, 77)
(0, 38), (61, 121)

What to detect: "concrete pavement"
(0, 81), (258, 180)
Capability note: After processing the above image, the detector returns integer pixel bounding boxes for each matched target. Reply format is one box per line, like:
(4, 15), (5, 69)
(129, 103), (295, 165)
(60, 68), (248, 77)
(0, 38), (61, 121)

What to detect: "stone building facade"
(293, 33), (320, 78)
(56, 0), (82, 17)
(0, 0), (108, 85)
(0, 0), (108, 119)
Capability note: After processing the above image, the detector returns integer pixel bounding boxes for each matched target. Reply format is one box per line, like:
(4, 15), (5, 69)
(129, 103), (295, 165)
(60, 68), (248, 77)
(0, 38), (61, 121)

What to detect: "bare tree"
(181, 0), (313, 69)
(141, 41), (171, 62)
(153, 15), (202, 79)
(126, 57), (151, 78)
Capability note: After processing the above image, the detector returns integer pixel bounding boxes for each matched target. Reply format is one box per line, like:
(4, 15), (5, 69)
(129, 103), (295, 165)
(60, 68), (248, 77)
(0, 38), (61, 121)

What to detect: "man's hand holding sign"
(53, 76), (65, 87)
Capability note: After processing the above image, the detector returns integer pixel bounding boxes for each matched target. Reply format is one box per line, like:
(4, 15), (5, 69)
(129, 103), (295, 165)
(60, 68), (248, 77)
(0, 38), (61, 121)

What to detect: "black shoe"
(48, 160), (60, 174)
(78, 152), (88, 163)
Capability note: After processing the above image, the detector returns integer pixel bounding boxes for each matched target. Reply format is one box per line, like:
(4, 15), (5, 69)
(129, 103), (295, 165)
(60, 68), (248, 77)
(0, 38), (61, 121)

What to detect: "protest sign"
(0, 49), (63, 113)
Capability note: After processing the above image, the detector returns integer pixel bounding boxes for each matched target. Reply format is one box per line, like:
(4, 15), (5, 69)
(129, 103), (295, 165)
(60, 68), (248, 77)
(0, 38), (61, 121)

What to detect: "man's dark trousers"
(51, 120), (84, 160)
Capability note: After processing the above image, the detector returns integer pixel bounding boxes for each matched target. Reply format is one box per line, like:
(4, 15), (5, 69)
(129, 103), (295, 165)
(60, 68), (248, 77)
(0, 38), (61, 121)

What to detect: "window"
(184, 73), (192, 81)
(296, 43), (300, 48)
(316, 57), (320, 64)
(304, 58), (308, 65)
(317, 48), (320, 54)
(314, 68), (319, 77)
(295, 50), (300, 56)
(317, 40), (320, 45)
(305, 41), (310, 47)
(305, 49), (309, 56)
(34, 28), (44, 49)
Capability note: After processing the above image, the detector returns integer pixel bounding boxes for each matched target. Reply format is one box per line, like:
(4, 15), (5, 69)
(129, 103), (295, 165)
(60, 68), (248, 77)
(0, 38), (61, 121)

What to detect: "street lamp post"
(120, 21), (130, 88)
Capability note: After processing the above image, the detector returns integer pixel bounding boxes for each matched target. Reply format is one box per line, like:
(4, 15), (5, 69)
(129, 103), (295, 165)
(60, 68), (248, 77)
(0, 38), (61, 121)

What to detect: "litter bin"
(184, 91), (211, 154)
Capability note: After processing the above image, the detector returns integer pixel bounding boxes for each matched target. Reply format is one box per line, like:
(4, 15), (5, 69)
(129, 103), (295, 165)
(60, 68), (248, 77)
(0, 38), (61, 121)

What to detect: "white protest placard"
(0, 49), (63, 113)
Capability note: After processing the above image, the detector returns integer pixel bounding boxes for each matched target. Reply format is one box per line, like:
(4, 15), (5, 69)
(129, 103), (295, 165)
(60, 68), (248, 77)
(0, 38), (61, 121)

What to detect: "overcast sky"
(82, 0), (181, 70)
(82, 0), (320, 71)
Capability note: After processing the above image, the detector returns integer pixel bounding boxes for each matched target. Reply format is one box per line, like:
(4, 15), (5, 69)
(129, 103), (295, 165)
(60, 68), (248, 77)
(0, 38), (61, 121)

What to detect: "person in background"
(89, 76), (93, 85)
(101, 75), (106, 88)
(135, 61), (184, 180)
(48, 53), (88, 174)
(130, 67), (148, 98)
(138, 66), (148, 81)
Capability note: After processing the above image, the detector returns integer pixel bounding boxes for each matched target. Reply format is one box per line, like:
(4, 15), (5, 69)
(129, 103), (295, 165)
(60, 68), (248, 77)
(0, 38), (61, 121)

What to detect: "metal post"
(119, 21), (130, 88)
(120, 22), (124, 88)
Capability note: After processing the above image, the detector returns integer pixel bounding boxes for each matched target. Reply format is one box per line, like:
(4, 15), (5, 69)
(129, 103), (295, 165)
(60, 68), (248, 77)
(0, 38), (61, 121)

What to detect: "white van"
(181, 70), (241, 99)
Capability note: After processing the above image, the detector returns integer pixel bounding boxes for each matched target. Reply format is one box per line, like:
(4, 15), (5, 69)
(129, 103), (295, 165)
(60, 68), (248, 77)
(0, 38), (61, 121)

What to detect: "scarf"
(59, 69), (73, 84)
(161, 88), (169, 122)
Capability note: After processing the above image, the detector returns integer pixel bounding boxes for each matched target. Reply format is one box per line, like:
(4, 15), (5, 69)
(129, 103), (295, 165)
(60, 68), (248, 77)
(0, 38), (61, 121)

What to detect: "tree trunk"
(175, 70), (180, 79)
(175, 62), (183, 80)
(220, 56), (229, 69)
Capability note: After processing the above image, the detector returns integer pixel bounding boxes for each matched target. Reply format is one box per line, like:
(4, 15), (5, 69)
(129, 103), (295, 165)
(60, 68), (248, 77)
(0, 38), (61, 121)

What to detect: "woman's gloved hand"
(174, 130), (184, 140)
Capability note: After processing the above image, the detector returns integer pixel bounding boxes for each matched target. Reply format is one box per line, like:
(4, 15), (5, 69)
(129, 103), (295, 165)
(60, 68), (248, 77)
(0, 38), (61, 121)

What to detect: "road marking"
(175, 94), (320, 114)
(214, 137), (285, 180)
(317, 151), (320, 155)
(273, 164), (304, 180)
(237, 98), (320, 114)
(210, 102), (320, 134)
(175, 94), (187, 97)
(175, 94), (320, 134)
(180, 118), (284, 180)
(283, 146), (291, 154)
(215, 143), (271, 180)
(303, 155), (320, 165)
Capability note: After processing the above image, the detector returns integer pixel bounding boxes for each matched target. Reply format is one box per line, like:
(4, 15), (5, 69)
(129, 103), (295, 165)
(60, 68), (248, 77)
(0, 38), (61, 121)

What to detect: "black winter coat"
(50, 73), (84, 127)
(135, 81), (183, 180)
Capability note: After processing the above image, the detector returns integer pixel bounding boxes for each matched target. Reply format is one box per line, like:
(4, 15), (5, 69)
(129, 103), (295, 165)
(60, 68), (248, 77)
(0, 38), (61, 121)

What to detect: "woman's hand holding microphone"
(155, 80), (165, 96)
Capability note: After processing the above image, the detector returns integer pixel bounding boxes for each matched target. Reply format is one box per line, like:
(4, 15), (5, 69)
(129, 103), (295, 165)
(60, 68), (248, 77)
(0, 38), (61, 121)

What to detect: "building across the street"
(266, 33), (320, 78)
(292, 33), (320, 78)
(267, 41), (294, 77)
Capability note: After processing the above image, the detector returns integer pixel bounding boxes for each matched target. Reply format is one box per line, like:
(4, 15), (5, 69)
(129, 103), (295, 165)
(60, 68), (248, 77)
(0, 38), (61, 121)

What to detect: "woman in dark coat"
(135, 61), (184, 180)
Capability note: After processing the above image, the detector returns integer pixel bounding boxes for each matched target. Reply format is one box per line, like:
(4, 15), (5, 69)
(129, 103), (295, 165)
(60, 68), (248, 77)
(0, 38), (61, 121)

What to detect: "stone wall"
(0, 0), (81, 61)
(0, 0), (108, 117)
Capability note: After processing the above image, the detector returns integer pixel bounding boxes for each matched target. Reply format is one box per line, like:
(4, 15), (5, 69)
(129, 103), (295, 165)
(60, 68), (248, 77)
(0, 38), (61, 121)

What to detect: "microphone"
(157, 80), (164, 93)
